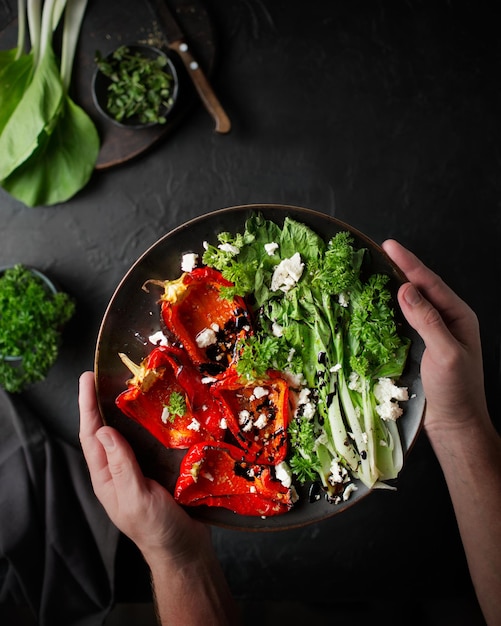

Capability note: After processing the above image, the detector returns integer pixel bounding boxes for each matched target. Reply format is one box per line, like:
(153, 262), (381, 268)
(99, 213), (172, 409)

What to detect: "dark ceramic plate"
(95, 204), (425, 531)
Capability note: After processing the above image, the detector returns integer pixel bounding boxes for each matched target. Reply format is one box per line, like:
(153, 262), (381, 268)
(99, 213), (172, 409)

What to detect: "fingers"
(397, 282), (457, 357)
(95, 425), (150, 507)
(382, 239), (479, 356)
(382, 239), (462, 316)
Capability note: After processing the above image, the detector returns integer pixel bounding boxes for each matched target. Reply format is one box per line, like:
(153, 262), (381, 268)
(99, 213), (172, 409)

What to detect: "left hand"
(78, 371), (211, 565)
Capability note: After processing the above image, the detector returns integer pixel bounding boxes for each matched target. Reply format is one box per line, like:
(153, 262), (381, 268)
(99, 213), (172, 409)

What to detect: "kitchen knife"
(148, 0), (231, 133)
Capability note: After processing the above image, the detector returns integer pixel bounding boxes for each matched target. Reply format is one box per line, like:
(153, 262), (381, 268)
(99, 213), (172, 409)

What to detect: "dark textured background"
(1, 1), (499, 623)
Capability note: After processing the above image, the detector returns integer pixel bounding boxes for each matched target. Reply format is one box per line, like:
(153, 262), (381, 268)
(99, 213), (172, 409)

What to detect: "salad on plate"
(112, 212), (413, 518)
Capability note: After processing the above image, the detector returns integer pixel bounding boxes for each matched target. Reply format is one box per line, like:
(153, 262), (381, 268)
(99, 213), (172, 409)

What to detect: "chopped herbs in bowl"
(93, 44), (179, 128)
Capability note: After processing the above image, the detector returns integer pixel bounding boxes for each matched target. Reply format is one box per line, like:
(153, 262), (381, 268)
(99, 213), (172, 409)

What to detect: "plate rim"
(94, 203), (425, 531)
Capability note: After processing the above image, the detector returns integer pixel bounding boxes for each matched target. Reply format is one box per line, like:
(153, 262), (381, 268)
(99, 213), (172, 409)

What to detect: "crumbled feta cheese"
(374, 377), (409, 403)
(238, 409), (250, 424)
(342, 483), (358, 501)
(294, 387), (316, 420)
(219, 417), (227, 429)
(254, 413), (268, 429)
(270, 253), (304, 293)
(376, 402), (404, 421)
(338, 292), (349, 307)
(272, 322), (283, 337)
(329, 459), (348, 485)
(297, 387), (311, 404)
(264, 241), (279, 255)
(238, 410), (253, 432)
(218, 242), (240, 255)
(330, 363), (342, 373)
(181, 252), (198, 272)
(201, 376), (217, 384)
(253, 386), (269, 399)
(301, 402), (316, 420)
(187, 418), (201, 431)
(196, 327), (217, 348)
(160, 406), (170, 424)
(275, 461), (292, 488)
(148, 330), (169, 346)
(348, 371), (362, 392)
(249, 485), (257, 493)
(374, 377), (409, 421)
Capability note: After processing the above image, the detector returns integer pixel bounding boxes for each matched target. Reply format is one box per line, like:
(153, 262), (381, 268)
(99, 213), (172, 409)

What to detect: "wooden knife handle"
(169, 40), (231, 134)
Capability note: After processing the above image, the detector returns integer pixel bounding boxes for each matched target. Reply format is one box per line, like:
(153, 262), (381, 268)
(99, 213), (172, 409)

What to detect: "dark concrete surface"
(1, 1), (499, 623)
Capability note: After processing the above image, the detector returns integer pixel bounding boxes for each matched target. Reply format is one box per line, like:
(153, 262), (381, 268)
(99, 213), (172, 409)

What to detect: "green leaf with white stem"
(0, 44), (63, 180)
(2, 95), (99, 206)
(60, 0), (88, 90)
(0, 0), (98, 206)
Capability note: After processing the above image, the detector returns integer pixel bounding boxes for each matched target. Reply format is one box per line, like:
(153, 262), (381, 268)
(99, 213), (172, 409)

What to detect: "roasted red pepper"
(115, 345), (224, 449)
(145, 267), (251, 374)
(211, 369), (291, 465)
(174, 442), (293, 517)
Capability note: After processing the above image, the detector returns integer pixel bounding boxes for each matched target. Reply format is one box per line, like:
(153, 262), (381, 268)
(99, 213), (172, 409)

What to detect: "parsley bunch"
(0, 266), (75, 393)
(95, 45), (176, 125)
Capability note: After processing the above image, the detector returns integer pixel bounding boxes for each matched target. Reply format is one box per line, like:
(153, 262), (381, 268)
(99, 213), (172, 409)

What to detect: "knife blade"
(148, 0), (231, 134)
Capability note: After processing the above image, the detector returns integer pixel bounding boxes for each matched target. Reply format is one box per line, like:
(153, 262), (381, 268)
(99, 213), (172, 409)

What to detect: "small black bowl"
(92, 44), (179, 130)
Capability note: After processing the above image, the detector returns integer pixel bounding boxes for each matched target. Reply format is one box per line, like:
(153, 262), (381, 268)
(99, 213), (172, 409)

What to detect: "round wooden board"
(0, 0), (216, 169)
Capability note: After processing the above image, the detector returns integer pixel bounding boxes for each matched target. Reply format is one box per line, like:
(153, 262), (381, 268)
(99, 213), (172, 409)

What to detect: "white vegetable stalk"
(27, 0), (41, 65)
(38, 0), (60, 62)
(16, 0), (28, 59)
(60, 0), (88, 90)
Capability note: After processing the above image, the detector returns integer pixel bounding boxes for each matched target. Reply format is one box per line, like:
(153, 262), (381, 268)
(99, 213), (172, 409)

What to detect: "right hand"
(382, 240), (490, 436)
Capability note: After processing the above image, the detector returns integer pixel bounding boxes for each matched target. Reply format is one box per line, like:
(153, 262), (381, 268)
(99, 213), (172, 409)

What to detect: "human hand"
(382, 240), (490, 436)
(78, 371), (211, 565)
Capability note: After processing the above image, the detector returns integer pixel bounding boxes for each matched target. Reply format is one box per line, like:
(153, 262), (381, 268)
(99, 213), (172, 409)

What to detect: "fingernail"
(404, 284), (422, 306)
(97, 430), (115, 451)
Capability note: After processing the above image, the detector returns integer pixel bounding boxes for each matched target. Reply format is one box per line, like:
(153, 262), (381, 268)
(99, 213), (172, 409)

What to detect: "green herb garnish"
(163, 391), (187, 421)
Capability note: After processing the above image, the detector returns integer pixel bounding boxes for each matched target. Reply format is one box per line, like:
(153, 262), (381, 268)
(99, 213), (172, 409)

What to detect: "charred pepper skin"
(174, 442), (293, 517)
(117, 268), (295, 517)
(212, 369), (291, 466)
(115, 345), (225, 449)
(155, 267), (252, 372)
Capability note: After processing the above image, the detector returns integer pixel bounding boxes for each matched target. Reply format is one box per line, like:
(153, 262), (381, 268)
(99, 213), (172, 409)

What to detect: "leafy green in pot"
(0, 265), (75, 393)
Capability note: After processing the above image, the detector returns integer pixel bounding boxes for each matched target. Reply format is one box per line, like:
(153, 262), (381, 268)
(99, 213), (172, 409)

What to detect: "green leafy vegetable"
(204, 213), (411, 500)
(163, 391), (187, 420)
(95, 45), (176, 125)
(0, 265), (75, 393)
(0, 0), (99, 207)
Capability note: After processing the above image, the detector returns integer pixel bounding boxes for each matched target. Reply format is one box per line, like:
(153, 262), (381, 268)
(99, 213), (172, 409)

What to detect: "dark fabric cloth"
(0, 387), (119, 625)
